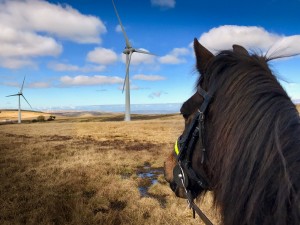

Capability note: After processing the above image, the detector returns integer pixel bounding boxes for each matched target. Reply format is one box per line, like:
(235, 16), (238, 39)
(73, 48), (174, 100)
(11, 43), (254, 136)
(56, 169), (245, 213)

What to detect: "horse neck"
(204, 71), (300, 225)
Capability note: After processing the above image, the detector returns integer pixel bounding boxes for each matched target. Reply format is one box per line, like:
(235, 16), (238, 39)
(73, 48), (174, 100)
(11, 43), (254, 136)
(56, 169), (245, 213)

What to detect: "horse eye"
(182, 113), (189, 119)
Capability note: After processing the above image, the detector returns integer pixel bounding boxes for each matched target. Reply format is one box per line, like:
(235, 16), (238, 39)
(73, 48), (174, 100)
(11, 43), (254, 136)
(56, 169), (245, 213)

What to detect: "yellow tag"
(174, 140), (179, 155)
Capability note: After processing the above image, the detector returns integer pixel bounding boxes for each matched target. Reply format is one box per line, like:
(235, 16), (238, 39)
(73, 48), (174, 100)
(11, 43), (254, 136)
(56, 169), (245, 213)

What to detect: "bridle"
(173, 84), (214, 225)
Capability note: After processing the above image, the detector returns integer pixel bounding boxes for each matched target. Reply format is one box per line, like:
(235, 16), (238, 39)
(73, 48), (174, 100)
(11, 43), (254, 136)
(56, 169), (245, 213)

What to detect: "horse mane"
(199, 50), (300, 225)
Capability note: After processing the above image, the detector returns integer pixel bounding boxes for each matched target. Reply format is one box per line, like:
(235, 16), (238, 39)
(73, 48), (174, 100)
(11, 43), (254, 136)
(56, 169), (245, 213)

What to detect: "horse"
(164, 38), (300, 225)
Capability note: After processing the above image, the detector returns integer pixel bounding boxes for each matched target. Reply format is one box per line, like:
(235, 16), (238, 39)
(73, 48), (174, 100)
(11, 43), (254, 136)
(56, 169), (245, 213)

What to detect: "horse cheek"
(164, 152), (177, 183)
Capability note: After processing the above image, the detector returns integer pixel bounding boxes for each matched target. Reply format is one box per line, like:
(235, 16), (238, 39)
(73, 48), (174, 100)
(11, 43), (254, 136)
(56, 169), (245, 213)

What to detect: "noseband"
(173, 84), (214, 225)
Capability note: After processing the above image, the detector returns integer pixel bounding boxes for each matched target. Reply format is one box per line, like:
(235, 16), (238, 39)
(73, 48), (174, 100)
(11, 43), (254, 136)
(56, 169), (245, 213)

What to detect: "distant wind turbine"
(112, 0), (155, 121)
(6, 76), (32, 123)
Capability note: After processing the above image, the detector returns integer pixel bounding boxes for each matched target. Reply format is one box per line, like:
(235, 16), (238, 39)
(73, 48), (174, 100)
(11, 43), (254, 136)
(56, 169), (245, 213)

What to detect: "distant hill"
(0, 110), (51, 122)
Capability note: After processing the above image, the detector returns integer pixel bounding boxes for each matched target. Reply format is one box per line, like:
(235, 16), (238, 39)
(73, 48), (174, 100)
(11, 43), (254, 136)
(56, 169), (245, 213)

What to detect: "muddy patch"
(136, 163), (166, 207)
(137, 162), (164, 196)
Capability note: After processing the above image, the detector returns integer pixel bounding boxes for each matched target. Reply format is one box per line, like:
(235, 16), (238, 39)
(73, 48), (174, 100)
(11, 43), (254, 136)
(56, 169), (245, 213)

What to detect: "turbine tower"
(6, 76), (32, 123)
(112, 0), (155, 121)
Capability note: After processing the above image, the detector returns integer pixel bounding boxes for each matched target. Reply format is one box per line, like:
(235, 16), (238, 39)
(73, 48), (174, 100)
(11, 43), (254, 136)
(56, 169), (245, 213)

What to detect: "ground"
(0, 111), (221, 225)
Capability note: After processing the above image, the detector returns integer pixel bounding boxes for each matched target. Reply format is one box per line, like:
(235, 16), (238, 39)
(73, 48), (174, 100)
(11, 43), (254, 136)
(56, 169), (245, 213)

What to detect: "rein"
(173, 84), (214, 225)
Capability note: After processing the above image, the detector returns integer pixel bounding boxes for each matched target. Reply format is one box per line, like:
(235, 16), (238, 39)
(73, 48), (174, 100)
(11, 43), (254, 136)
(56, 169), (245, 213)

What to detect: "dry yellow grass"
(0, 114), (221, 225)
(0, 110), (52, 121)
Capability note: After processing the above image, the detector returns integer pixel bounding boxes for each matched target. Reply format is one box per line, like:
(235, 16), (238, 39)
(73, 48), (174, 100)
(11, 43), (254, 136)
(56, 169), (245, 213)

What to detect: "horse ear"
(232, 44), (249, 55)
(194, 38), (214, 75)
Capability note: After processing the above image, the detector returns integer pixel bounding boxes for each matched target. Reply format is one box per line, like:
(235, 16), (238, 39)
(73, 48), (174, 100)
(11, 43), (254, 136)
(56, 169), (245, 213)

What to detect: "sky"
(0, 0), (300, 111)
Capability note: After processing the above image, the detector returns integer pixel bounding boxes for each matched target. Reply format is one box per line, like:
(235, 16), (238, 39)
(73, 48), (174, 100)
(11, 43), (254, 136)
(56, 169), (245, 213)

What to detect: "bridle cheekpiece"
(173, 84), (214, 225)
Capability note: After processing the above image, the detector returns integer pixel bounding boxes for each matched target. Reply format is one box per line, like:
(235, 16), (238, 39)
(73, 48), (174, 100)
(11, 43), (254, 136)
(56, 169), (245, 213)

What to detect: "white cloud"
(197, 25), (300, 57)
(28, 82), (51, 88)
(0, 24), (62, 58)
(130, 85), (141, 90)
(87, 48), (118, 65)
(159, 55), (182, 64)
(171, 48), (190, 55)
(4, 80), (51, 89)
(121, 49), (155, 65)
(151, 0), (175, 8)
(0, 57), (37, 69)
(0, 0), (106, 44)
(115, 25), (123, 33)
(80, 65), (106, 73)
(159, 47), (190, 64)
(0, 0), (107, 69)
(96, 89), (107, 92)
(48, 62), (106, 72)
(149, 91), (167, 98)
(133, 74), (166, 81)
(3, 81), (21, 88)
(48, 62), (79, 72)
(118, 84), (143, 91)
(60, 75), (124, 86)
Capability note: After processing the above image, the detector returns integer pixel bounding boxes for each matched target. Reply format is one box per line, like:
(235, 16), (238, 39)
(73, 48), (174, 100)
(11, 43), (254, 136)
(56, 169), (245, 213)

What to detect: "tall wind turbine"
(112, 0), (155, 121)
(6, 76), (32, 123)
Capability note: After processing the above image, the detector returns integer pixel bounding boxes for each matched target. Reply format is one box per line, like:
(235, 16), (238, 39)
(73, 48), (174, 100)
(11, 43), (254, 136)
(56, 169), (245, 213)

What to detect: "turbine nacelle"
(123, 48), (134, 54)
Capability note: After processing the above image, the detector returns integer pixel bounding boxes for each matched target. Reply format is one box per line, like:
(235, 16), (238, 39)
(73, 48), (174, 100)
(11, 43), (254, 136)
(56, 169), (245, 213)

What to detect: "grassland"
(0, 112), (221, 225)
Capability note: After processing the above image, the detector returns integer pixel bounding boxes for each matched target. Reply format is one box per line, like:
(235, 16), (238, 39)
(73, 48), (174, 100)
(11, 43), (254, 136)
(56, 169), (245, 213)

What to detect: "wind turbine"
(6, 76), (32, 123)
(112, 0), (155, 121)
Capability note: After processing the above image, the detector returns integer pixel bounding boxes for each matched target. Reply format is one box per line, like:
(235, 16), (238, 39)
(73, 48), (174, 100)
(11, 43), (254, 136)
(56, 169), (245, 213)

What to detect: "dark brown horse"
(164, 38), (300, 225)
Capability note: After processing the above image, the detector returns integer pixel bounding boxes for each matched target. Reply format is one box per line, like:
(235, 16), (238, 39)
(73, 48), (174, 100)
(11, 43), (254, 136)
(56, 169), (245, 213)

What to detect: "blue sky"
(0, 0), (299, 111)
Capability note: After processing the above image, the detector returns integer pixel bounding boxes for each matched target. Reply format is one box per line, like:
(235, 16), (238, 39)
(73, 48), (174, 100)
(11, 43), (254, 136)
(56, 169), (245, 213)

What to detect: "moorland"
(0, 110), (221, 225)
(1, 105), (299, 225)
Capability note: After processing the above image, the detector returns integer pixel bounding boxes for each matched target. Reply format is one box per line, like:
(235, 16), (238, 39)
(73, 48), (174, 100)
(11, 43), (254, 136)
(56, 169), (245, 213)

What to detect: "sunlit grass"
(1, 106), (300, 224)
(13, 109), (300, 224)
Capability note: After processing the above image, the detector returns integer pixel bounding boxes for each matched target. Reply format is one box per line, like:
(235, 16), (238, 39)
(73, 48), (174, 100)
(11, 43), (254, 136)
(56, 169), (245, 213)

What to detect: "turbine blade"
(134, 49), (156, 56)
(20, 76), (26, 93)
(112, 0), (132, 48)
(21, 94), (32, 109)
(122, 52), (132, 93)
(6, 94), (19, 97)
(122, 77), (126, 94)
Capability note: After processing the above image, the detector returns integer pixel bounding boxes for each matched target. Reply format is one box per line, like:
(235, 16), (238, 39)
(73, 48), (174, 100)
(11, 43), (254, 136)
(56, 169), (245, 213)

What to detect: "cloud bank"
(0, 0), (106, 69)
(87, 48), (118, 65)
(60, 75), (123, 86)
(133, 74), (166, 81)
(159, 47), (190, 64)
(48, 62), (106, 73)
(198, 25), (300, 57)
(148, 91), (167, 98)
(151, 0), (175, 8)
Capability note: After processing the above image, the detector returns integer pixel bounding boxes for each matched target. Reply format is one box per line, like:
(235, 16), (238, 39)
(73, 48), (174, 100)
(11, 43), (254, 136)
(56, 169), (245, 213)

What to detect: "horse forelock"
(200, 50), (300, 225)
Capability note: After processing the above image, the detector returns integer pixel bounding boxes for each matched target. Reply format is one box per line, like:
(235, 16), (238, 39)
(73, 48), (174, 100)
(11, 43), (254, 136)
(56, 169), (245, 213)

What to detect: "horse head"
(164, 38), (300, 225)
(164, 39), (214, 199)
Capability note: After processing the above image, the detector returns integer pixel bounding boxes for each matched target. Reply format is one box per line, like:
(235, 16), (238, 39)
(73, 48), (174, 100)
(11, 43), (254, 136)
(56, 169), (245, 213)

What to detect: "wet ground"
(136, 162), (167, 208)
(136, 162), (164, 196)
